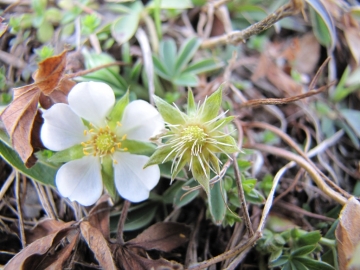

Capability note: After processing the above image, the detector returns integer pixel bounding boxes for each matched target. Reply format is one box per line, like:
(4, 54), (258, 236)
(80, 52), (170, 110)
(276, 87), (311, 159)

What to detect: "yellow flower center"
(81, 124), (127, 160)
(181, 125), (207, 156)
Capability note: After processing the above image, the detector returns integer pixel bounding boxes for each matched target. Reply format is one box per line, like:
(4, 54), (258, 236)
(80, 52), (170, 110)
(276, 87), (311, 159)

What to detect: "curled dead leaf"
(335, 196), (360, 270)
(0, 50), (74, 167)
(80, 221), (117, 270)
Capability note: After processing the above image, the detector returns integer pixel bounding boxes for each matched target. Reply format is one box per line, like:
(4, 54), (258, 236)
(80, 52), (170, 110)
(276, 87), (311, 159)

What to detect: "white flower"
(41, 81), (164, 206)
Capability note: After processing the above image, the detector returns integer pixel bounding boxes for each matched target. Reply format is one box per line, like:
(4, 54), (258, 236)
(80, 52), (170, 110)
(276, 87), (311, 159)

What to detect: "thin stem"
(117, 200), (131, 245)
(232, 154), (254, 237)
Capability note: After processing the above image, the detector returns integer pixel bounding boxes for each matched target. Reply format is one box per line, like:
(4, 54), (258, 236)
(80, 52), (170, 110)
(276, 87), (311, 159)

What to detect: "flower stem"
(117, 200), (131, 245)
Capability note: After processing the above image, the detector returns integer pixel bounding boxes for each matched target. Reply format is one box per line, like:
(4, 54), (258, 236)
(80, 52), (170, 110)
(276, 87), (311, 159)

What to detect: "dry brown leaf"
(88, 195), (111, 240)
(80, 221), (117, 270)
(0, 50), (74, 167)
(344, 27), (360, 66)
(127, 222), (191, 253)
(4, 225), (77, 270)
(26, 219), (75, 244)
(335, 196), (360, 270)
(114, 245), (183, 270)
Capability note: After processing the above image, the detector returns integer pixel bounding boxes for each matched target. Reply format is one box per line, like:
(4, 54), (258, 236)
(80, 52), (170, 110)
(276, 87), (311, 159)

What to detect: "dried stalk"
(201, 0), (302, 49)
(15, 171), (26, 248)
(116, 200), (131, 245)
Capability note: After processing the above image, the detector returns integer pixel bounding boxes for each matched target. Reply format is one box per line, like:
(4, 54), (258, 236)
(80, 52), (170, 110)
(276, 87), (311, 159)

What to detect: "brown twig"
(232, 154), (254, 237)
(116, 200), (131, 245)
(201, 0), (301, 49)
(66, 61), (128, 79)
(238, 82), (335, 108)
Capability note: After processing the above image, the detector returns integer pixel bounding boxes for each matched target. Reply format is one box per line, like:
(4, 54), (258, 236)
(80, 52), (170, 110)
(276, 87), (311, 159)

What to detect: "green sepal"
(144, 145), (175, 168)
(187, 89), (197, 117)
(171, 154), (189, 180)
(121, 139), (156, 156)
(209, 116), (234, 131)
(209, 180), (226, 225)
(211, 135), (239, 154)
(48, 144), (84, 163)
(153, 95), (187, 125)
(101, 155), (116, 200)
(191, 155), (210, 196)
(208, 152), (220, 174)
(108, 90), (129, 129)
(199, 86), (222, 122)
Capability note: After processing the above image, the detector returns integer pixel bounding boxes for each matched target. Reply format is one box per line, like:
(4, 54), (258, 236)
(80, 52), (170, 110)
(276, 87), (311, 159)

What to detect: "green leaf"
(153, 95), (187, 124)
(108, 91), (129, 129)
(209, 180), (227, 225)
(160, 39), (177, 76)
(0, 132), (57, 186)
(298, 231), (322, 246)
(307, 0), (336, 50)
(291, 260), (308, 270)
(48, 144), (84, 163)
(101, 155), (116, 199)
(296, 257), (334, 270)
(187, 89), (197, 116)
(174, 179), (200, 208)
(269, 255), (289, 267)
(291, 245), (316, 257)
(37, 21), (54, 43)
(269, 249), (283, 262)
(199, 86), (222, 122)
(182, 58), (223, 75)
(174, 37), (201, 74)
(173, 73), (198, 86)
(111, 1), (143, 45)
(161, 180), (185, 204)
(153, 55), (172, 80)
(147, 0), (193, 9)
(77, 51), (127, 94)
(124, 202), (158, 231)
(340, 109), (360, 138)
(121, 140), (156, 156)
(171, 155), (189, 180)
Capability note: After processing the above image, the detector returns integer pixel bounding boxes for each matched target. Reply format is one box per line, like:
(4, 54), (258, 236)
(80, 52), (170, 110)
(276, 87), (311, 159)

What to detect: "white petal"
(113, 152), (160, 202)
(119, 100), (164, 141)
(56, 156), (102, 206)
(68, 82), (115, 127)
(41, 103), (87, 151)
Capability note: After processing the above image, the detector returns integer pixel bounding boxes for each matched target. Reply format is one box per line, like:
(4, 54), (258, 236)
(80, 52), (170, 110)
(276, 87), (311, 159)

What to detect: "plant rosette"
(145, 87), (239, 197)
(41, 81), (164, 206)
